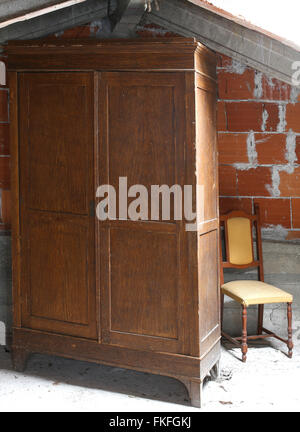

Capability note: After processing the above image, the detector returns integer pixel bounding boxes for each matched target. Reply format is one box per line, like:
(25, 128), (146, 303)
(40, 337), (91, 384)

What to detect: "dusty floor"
(0, 335), (299, 412)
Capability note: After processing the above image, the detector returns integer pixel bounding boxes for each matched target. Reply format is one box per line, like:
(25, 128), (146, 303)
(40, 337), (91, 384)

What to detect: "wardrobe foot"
(12, 347), (30, 372)
(181, 379), (203, 408)
(210, 360), (220, 380)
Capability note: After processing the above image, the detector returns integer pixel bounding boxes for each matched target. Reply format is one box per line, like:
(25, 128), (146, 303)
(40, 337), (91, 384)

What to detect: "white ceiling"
(209, 0), (300, 47)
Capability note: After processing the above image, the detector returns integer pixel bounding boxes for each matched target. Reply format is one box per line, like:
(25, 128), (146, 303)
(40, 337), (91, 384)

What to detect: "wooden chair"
(220, 204), (293, 362)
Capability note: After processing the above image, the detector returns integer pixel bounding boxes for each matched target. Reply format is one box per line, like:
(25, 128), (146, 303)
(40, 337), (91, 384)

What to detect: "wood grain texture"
(6, 38), (217, 77)
(9, 39), (219, 407)
(19, 73), (93, 215)
(9, 71), (22, 328)
(98, 71), (191, 354)
(18, 72), (97, 339)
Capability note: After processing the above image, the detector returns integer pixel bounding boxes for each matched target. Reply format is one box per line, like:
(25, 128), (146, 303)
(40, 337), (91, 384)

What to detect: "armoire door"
(98, 72), (194, 354)
(19, 72), (97, 339)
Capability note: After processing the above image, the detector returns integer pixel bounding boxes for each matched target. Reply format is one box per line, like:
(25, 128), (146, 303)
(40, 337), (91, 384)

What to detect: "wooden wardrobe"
(7, 38), (220, 408)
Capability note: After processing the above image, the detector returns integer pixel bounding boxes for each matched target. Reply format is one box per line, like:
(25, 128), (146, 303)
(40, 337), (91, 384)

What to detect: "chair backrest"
(220, 204), (264, 285)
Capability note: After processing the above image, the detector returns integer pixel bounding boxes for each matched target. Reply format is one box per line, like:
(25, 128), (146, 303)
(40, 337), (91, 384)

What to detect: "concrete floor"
(0, 335), (299, 412)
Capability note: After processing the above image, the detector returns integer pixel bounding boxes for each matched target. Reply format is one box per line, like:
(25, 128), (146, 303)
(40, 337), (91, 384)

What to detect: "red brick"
(280, 167), (300, 197)
(292, 199), (300, 229)
(237, 167), (272, 197)
(0, 157), (10, 188)
(218, 69), (255, 100)
(136, 23), (178, 38)
(254, 198), (291, 228)
(218, 133), (248, 164)
(216, 53), (223, 68)
(220, 197), (252, 215)
(217, 101), (227, 130)
(286, 231), (300, 240)
(260, 75), (291, 101)
(0, 124), (9, 155)
(219, 165), (237, 196)
(50, 25), (93, 38)
(226, 102), (263, 132)
(255, 134), (286, 164)
(1, 189), (10, 226)
(217, 54), (233, 68)
(262, 103), (279, 132)
(0, 90), (8, 122)
(286, 103), (300, 132)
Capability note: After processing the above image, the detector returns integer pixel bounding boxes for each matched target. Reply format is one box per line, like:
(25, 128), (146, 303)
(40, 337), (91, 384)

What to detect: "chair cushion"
(222, 280), (293, 307)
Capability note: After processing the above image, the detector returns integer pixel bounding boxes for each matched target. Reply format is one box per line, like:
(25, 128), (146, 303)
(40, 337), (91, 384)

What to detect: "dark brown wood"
(220, 205), (293, 362)
(18, 72), (97, 339)
(9, 71), (22, 329)
(11, 347), (30, 372)
(13, 327), (201, 379)
(6, 38), (217, 79)
(262, 327), (290, 344)
(98, 71), (189, 354)
(8, 39), (219, 408)
(255, 203), (265, 335)
(236, 333), (275, 341)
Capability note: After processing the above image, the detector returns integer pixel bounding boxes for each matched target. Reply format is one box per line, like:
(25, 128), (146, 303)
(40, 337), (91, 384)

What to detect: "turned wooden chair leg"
(242, 305), (248, 363)
(257, 304), (264, 335)
(287, 302), (293, 359)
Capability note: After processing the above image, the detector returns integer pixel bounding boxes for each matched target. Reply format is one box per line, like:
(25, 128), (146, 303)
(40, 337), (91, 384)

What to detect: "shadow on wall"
(0, 234), (12, 346)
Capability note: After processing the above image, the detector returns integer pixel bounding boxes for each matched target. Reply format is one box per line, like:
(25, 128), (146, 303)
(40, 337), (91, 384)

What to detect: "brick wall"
(217, 54), (300, 240)
(0, 23), (299, 241)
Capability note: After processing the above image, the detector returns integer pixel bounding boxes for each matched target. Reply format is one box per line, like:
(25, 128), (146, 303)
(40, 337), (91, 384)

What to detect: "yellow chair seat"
(222, 280), (293, 307)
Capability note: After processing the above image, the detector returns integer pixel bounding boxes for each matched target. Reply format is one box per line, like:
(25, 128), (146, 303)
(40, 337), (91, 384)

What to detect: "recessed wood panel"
(30, 214), (88, 323)
(20, 73), (93, 215)
(18, 72), (96, 339)
(109, 227), (178, 339)
(196, 86), (218, 223)
(108, 83), (175, 188)
(99, 72), (185, 223)
(22, 212), (97, 339)
(98, 72), (190, 354)
(198, 229), (220, 352)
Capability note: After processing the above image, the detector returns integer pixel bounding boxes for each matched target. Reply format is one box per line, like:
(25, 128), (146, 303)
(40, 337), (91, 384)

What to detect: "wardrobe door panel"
(98, 72), (193, 354)
(109, 227), (178, 339)
(19, 73), (97, 339)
